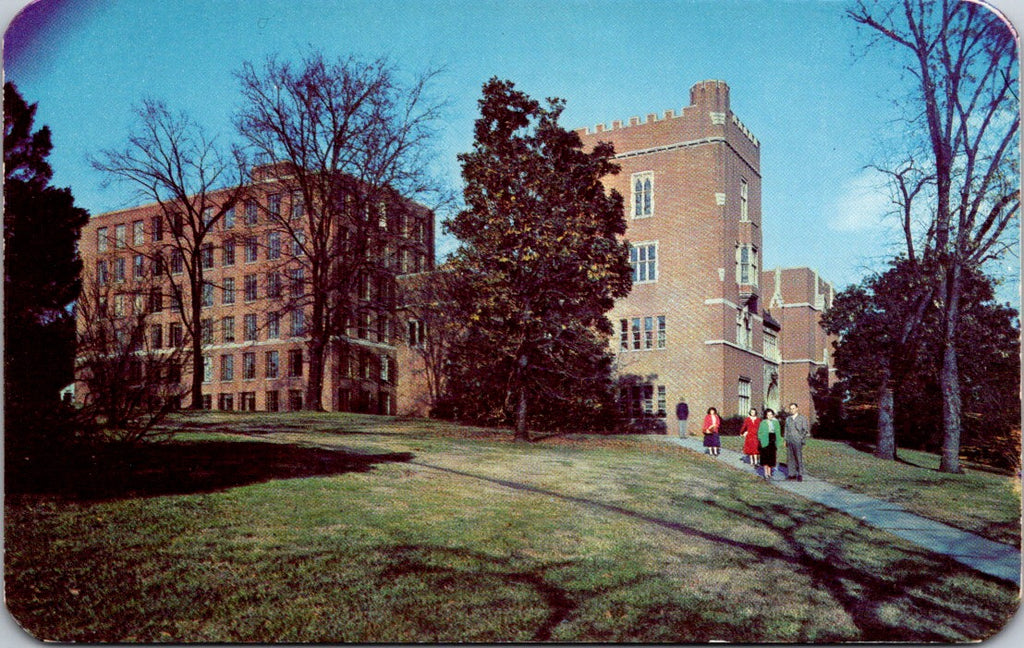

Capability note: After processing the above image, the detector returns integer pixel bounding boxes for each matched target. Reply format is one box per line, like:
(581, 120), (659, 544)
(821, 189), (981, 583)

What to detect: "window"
(245, 236), (259, 263)
(222, 277), (235, 305)
(265, 350), (279, 378)
(290, 268), (305, 296)
(619, 316), (667, 352)
(266, 272), (282, 298)
(293, 231), (305, 256)
(96, 260), (109, 285)
(632, 171), (653, 218)
(171, 249), (183, 274)
(621, 383), (663, 419)
(736, 308), (752, 349)
(115, 224), (127, 248)
(378, 202), (388, 229)
(267, 312), (280, 338)
(222, 317), (235, 343)
(740, 179), (749, 222)
(244, 274), (258, 302)
(267, 232), (281, 260)
(203, 355), (212, 383)
(288, 349), (303, 377)
(268, 193), (281, 218)
(201, 282), (214, 307)
(736, 244), (758, 286)
(223, 239), (236, 266)
(220, 354), (234, 381)
(151, 216), (163, 242)
(201, 318), (213, 344)
(266, 390), (279, 412)
(764, 331), (779, 363)
(218, 393), (234, 411)
(133, 255), (146, 279)
(240, 391), (256, 411)
(245, 313), (258, 341)
(200, 241), (216, 268)
(150, 324), (163, 349)
(97, 227), (108, 252)
(288, 389), (303, 411)
(290, 191), (304, 220)
(407, 319), (425, 347)
(242, 352), (256, 380)
(114, 257), (126, 283)
(170, 323), (184, 347)
(202, 207), (215, 228)
(629, 242), (657, 283)
(738, 378), (751, 416)
(133, 220), (145, 245)
(223, 205), (235, 230)
(380, 354), (390, 382)
(290, 308), (305, 337)
(245, 200), (258, 226)
(148, 288), (162, 312)
(113, 294), (126, 318)
(202, 394), (212, 410)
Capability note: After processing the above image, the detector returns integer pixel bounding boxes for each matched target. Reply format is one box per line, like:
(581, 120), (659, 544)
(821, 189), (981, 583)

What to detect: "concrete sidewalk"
(664, 435), (1021, 586)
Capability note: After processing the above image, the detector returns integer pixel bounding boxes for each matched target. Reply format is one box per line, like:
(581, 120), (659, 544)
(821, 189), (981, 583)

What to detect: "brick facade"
(575, 80), (833, 433)
(77, 168), (434, 414)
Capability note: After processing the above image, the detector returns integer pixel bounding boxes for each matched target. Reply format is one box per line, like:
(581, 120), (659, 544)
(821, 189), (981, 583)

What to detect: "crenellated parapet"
(574, 80), (759, 149)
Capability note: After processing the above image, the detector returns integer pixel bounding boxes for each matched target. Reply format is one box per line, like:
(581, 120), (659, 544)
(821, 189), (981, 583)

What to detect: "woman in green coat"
(757, 409), (781, 482)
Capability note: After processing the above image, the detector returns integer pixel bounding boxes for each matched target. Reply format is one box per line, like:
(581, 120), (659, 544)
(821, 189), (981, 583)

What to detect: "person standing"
(702, 407), (721, 456)
(675, 400), (689, 437)
(757, 409), (780, 481)
(739, 408), (761, 465)
(784, 402), (810, 481)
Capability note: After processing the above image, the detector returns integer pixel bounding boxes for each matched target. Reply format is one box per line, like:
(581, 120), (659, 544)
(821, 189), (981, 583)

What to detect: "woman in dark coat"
(757, 409), (781, 481)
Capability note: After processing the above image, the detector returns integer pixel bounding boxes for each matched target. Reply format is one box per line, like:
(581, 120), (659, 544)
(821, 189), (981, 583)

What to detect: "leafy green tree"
(824, 260), (1019, 468)
(3, 82), (88, 431)
(444, 79), (632, 440)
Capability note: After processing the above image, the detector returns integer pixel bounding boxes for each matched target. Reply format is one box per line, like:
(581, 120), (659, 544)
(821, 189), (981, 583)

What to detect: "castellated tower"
(577, 80), (775, 434)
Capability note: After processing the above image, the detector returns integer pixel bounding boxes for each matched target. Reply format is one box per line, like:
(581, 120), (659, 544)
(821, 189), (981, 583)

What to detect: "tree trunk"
(305, 335), (326, 412)
(514, 383), (529, 442)
(513, 353), (530, 442)
(189, 279), (204, 410)
(875, 366), (897, 460)
(938, 265), (965, 473)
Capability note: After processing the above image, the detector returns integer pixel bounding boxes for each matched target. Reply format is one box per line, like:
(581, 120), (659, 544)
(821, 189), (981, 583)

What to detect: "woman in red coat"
(739, 408), (761, 466)
(702, 407), (722, 456)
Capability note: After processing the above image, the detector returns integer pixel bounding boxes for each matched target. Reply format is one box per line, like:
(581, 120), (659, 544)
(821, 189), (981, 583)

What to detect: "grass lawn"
(5, 413), (1020, 642)
(719, 435), (1022, 547)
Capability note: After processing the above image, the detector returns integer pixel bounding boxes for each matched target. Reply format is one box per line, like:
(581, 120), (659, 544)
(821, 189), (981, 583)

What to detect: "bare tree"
(92, 100), (246, 409)
(75, 271), (186, 443)
(234, 52), (447, 411)
(850, 0), (1019, 472)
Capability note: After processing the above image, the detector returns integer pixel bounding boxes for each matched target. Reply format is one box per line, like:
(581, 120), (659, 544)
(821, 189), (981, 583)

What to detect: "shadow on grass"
(410, 460), (1016, 642)
(7, 440), (413, 502)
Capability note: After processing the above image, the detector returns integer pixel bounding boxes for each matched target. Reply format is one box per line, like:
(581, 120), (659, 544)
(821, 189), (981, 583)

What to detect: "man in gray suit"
(785, 402), (810, 481)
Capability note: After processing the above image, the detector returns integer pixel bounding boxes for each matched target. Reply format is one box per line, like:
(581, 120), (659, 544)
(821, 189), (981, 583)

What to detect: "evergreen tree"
(3, 82), (89, 427)
(445, 79), (632, 440)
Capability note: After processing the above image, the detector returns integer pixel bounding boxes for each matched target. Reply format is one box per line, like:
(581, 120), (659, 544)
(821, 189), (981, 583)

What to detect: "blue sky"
(2, 0), (1020, 302)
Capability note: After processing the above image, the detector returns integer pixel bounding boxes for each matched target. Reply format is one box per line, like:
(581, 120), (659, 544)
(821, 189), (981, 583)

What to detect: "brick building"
(571, 80), (833, 433)
(77, 165), (435, 414)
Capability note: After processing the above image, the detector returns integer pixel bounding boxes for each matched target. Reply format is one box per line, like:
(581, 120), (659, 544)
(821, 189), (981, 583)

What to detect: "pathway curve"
(663, 436), (1021, 586)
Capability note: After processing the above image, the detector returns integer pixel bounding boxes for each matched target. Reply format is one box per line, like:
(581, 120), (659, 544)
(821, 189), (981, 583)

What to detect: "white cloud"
(828, 169), (892, 233)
